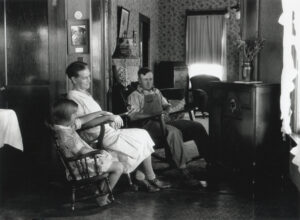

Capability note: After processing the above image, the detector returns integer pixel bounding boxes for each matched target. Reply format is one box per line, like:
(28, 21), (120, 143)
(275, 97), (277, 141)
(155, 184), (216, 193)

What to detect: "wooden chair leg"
(71, 186), (76, 211)
(188, 110), (195, 121)
(127, 173), (133, 186)
(126, 173), (139, 191)
(105, 177), (114, 201)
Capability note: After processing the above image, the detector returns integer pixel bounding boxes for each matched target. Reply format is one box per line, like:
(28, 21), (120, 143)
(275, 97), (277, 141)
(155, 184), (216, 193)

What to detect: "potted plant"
(237, 37), (265, 81)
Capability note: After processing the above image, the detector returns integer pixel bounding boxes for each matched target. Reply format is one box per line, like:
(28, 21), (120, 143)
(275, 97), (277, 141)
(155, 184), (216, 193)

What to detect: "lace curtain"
(279, 0), (300, 171)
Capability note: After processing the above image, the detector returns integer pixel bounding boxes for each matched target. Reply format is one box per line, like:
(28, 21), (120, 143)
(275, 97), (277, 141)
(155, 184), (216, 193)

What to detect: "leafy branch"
(237, 37), (266, 62)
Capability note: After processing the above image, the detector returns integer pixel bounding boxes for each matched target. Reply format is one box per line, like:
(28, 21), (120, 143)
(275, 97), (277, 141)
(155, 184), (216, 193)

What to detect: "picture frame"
(118, 7), (130, 38)
(67, 19), (89, 54)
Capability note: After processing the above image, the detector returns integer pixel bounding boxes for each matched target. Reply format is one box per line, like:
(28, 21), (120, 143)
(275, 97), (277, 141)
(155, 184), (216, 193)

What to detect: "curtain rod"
(186, 9), (227, 16)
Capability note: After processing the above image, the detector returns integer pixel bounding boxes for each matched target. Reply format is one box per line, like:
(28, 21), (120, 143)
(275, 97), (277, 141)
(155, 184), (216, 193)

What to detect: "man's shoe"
(135, 179), (160, 192)
(183, 177), (200, 187)
(200, 180), (208, 188)
(181, 169), (201, 187)
(148, 178), (172, 189)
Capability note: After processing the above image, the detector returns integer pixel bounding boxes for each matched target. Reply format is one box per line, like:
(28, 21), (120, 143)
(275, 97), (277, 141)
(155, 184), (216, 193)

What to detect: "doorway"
(139, 13), (150, 68)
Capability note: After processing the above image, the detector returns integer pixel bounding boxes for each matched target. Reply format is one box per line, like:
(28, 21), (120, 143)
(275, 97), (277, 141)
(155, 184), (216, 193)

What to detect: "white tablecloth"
(0, 109), (23, 151)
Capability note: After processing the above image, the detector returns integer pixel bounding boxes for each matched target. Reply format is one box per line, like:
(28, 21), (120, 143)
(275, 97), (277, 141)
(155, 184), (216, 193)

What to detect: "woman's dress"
(68, 90), (154, 173)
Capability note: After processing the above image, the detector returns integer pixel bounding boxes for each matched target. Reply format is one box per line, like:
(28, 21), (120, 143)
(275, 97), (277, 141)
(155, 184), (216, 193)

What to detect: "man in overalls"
(128, 67), (209, 187)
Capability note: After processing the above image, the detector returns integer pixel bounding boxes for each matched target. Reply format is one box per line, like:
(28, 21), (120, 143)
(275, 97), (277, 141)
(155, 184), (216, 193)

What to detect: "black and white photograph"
(68, 19), (89, 54)
(0, 0), (299, 219)
(71, 25), (88, 46)
(118, 7), (130, 38)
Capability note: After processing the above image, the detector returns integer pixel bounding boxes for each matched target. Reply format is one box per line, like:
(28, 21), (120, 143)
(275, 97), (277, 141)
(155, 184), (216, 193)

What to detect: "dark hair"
(66, 61), (88, 79)
(137, 67), (152, 77)
(51, 99), (78, 124)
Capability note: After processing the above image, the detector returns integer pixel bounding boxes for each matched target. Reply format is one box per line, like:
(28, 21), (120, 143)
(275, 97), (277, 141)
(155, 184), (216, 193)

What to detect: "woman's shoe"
(135, 179), (160, 192)
(148, 178), (172, 189)
(96, 195), (112, 207)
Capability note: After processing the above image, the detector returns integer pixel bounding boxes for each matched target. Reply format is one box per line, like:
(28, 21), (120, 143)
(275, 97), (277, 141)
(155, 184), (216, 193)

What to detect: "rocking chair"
(47, 122), (113, 211)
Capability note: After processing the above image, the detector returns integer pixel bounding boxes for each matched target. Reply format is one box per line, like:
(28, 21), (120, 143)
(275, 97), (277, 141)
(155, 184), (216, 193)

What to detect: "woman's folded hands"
(110, 115), (124, 129)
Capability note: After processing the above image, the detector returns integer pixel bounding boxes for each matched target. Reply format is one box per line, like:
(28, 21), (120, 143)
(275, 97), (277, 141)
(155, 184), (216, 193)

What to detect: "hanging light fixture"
(225, 0), (231, 19)
(231, 2), (241, 20)
(224, 11), (230, 19)
(224, 0), (240, 20)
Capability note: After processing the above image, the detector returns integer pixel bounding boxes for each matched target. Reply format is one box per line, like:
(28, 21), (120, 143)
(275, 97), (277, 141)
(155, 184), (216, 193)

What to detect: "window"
(186, 12), (227, 81)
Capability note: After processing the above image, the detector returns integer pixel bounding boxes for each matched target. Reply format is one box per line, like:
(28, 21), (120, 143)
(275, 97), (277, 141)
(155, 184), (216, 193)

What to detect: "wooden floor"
(1, 116), (299, 219)
(0, 158), (299, 220)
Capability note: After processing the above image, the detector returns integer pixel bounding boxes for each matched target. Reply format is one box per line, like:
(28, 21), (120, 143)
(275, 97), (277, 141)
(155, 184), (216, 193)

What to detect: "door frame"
(139, 13), (150, 68)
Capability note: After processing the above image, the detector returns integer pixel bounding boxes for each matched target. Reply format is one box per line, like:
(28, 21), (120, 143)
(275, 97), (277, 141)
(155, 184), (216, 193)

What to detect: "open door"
(139, 13), (150, 68)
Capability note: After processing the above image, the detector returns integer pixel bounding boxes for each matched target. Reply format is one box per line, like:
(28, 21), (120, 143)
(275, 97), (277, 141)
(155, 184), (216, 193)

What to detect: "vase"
(242, 61), (252, 81)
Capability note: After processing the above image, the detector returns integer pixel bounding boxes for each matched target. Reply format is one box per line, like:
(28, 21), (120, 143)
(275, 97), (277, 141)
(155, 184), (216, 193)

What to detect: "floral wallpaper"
(110, 0), (241, 81)
(110, 0), (160, 70)
(158, 0), (241, 81)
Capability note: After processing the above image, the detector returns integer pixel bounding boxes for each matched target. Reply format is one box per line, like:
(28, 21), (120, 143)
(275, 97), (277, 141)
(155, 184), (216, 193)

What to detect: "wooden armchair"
(57, 148), (113, 211)
(160, 88), (195, 121)
(190, 75), (220, 117)
(46, 122), (113, 211)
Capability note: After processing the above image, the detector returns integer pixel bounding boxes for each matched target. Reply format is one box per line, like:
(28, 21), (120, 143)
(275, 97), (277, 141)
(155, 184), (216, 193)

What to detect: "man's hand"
(127, 106), (136, 114)
(162, 103), (172, 113)
(161, 110), (171, 122)
(119, 105), (136, 116)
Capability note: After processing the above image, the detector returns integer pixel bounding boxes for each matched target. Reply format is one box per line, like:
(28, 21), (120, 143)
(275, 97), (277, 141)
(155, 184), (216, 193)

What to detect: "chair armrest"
(123, 113), (167, 136)
(78, 118), (109, 131)
(169, 105), (192, 116)
(125, 112), (163, 124)
(192, 89), (207, 95)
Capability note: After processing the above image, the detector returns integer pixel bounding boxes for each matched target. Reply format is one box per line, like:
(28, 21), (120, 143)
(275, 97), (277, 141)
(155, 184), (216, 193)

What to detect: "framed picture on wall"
(118, 7), (130, 38)
(67, 19), (89, 54)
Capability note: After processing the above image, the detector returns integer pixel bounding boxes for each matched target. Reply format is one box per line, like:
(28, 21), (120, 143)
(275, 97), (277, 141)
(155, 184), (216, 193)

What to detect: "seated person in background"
(51, 99), (123, 206)
(128, 67), (210, 187)
(66, 61), (170, 192)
